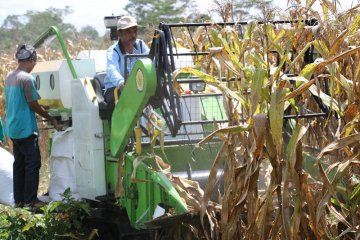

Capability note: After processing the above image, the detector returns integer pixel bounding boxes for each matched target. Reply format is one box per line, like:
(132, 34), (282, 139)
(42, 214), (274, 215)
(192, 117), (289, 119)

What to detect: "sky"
(0, 0), (358, 35)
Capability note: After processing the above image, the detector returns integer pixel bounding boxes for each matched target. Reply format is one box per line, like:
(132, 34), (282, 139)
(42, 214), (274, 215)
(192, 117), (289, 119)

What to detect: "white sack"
(51, 127), (74, 159)
(0, 147), (14, 206)
(49, 127), (80, 201)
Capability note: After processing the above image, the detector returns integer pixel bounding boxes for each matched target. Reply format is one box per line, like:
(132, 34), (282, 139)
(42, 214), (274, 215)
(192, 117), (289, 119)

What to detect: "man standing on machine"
(104, 15), (149, 125)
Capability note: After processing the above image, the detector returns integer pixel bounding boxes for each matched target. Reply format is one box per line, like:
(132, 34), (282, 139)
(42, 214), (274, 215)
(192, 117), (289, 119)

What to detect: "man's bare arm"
(28, 101), (61, 131)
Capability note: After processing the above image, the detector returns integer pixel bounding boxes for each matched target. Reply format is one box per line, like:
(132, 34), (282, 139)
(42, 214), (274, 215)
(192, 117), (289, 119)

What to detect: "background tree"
(79, 25), (99, 40)
(0, 7), (74, 52)
(124, 0), (195, 38)
(0, 7), (103, 54)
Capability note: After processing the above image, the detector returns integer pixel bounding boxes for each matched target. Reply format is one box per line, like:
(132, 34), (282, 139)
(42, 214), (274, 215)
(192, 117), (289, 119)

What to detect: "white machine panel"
(71, 78), (106, 200)
(32, 59), (96, 108)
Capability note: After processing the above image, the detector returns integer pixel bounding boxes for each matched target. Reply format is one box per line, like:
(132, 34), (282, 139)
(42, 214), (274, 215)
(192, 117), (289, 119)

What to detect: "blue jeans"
(11, 134), (41, 204)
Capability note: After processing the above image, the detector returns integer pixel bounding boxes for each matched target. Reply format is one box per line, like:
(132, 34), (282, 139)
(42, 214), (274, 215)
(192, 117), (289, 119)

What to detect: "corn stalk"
(173, 2), (360, 239)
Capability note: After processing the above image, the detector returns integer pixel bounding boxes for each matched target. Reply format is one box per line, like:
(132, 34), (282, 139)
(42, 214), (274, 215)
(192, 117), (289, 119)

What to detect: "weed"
(0, 188), (92, 240)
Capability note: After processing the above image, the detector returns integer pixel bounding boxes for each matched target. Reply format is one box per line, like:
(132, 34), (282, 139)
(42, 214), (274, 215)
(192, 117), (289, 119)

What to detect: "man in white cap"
(5, 44), (61, 208)
(104, 15), (149, 124)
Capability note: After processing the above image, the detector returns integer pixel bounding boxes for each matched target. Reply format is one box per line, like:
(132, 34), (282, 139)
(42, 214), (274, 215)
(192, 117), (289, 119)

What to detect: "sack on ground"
(0, 147), (14, 206)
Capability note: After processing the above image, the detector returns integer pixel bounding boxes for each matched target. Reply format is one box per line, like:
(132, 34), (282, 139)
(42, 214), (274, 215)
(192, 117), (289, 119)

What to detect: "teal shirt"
(0, 116), (4, 143)
(5, 70), (40, 139)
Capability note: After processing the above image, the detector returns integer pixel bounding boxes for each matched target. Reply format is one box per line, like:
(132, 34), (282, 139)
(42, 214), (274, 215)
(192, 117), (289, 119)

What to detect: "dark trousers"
(11, 134), (41, 204)
(105, 87), (121, 128)
(105, 87), (116, 126)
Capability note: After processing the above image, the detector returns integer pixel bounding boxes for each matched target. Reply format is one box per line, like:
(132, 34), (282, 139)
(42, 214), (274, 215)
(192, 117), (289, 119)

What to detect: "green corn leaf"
(210, 28), (222, 46)
(285, 74), (341, 113)
(266, 25), (286, 55)
(313, 40), (330, 58)
(272, 47), (292, 81)
(220, 36), (244, 72)
(250, 68), (267, 115)
(299, 63), (317, 80)
(270, 84), (286, 157)
(244, 20), (257, 39)
(250, 49), (267, 69)
(350, 183), (360, 200)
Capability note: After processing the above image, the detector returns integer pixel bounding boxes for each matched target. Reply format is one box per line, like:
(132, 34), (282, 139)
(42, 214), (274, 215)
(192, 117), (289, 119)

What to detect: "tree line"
(0, 0), (271, 53)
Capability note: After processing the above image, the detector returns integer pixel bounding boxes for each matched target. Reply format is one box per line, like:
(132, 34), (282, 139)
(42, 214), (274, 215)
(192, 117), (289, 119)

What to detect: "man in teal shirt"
(5, 44), (60, 208)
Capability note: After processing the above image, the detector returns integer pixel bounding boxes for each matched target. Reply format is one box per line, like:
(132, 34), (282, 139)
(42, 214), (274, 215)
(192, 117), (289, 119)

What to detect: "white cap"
(117, 16), (138, 30)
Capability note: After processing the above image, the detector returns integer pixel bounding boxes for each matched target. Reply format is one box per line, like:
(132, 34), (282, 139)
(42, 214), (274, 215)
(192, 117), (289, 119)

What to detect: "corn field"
(170, 2), (360, 240)
(1, 1), (360, 239)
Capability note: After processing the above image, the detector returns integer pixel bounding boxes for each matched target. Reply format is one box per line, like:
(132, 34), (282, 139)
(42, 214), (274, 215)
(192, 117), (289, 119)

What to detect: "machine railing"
(122, 19), (329, 146)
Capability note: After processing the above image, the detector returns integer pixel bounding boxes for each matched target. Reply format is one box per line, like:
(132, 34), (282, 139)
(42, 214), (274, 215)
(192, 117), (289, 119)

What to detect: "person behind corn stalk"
(0, 116), (4, 147)
(104, 15), (149, 126)
(4, 44), (61, 208)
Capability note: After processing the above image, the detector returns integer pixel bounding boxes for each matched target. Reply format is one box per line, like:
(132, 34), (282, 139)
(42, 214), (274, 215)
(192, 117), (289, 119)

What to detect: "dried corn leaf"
(328, 30), (348, 57)
(172, 176), (203, 211)
(253, 114), (267, 158)
(317, 133), (360, 159)
(302, 172), (324, 237)
(211, 47), (242, 75)
(316, 156), (355, 232)
(316, 46), (360, 72)
(196, 124), (251, 147)
(173, 67), (246, 104)
(201, 142), (226, 240)
(328, 205), (351, 228)
(282, 79), (316, 102)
